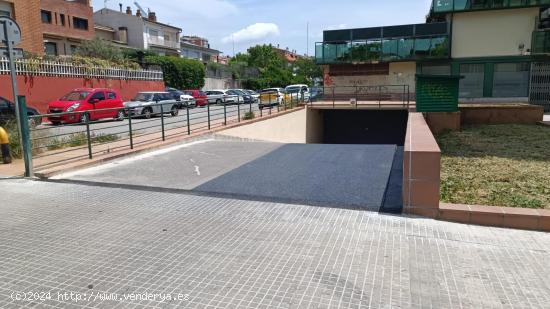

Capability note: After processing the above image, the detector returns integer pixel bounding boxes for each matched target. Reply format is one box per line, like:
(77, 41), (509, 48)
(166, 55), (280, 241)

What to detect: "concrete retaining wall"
(460, 104), (544, 125)
(403, 113), (441, 218)
(218, 108), (323, 144)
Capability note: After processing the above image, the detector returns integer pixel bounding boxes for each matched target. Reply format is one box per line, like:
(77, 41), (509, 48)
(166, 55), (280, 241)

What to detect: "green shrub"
(243, 111), (255, 121)
(145, 55), (205, 89)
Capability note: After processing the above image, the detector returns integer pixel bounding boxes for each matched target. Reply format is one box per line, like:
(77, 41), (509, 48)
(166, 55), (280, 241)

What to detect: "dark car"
(0, 96), (42, 127)
(227, 89), (253, 104)
(166, 87), (196, 108)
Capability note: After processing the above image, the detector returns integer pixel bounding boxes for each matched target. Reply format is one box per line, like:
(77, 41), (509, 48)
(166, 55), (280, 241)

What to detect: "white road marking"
(194, 166), (201, 176)
(52, 139), (215, 179)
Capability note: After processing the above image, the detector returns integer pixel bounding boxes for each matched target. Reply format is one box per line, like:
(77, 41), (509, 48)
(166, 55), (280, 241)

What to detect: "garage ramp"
(54, 138), (400, 211)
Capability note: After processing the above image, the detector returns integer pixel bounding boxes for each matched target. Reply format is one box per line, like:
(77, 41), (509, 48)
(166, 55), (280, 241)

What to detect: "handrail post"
(332, 87), (335, 108)
(378, 85), (382, 109)
(207, 102), (211, 130)
(85, 112), (92, 159)
(160, 103), (165, 141)
(17, 96), (33, 177)
(128, 109), (134, 149)
(224, 103), (227, 125)
(186, 106), (191, 135)
(355, 86), (358, 109)
(237, 103), (241, 122)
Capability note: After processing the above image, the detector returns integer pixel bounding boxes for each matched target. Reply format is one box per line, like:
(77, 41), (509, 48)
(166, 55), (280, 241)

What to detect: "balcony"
(147, 37), (180, 50)
(532, 30), (550, 53)
(433, 0), (550, 13)
(316, 22), (450, 65)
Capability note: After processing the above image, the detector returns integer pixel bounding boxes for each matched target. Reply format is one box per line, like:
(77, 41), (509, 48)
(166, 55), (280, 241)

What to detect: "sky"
(92, 0), (433, 56)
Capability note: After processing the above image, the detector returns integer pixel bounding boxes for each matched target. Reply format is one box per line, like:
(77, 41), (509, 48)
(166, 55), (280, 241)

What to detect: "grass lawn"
(437, 124), (550, 209)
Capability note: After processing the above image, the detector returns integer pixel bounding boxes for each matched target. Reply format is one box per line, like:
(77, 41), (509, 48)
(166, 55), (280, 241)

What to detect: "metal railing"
(25, 97), (305, 172)
(0, 58), (164, 80)
(147, 37), (180, 49)
(307, 85), (411, 109)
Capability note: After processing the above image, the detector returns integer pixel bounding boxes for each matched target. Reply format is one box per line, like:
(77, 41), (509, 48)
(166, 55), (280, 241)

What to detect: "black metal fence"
(26, 97), (305, 172)
(307, 85), (411, 109)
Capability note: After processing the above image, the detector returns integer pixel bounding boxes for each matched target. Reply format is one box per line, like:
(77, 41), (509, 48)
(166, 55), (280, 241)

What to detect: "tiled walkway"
(1, 179), (549, 308)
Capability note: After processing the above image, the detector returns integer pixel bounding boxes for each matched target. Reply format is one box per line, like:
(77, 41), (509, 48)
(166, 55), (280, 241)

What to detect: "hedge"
(145, 56), (205, 89)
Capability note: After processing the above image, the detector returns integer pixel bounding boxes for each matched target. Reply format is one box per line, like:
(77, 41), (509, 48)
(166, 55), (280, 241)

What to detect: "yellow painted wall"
(451, 8), (538, 58)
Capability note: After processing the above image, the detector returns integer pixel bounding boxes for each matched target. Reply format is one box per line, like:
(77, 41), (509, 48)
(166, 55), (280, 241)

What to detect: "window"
(0, 10), (10, 17)
(70, 45), (78, 54)
(41, 10), (52, 24)
(149, 29), (159, 37)
(89, 92), (106, 102)
(44, 42), (58, 56)
(164, 34), (170, 42)
(72, 17), (88, 30)
(60, 14), (65, 26)
(107, 92), (117, 100)
(459, 64), (485, 98)
(493, 62), (530, 97)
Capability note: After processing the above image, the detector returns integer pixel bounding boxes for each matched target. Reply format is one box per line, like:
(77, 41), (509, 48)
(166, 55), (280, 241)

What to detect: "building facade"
(94, 7), (181, 56)
(41, 0), (95, 56)
(0, 0), (44, 55)
(316, 0), (550, 101)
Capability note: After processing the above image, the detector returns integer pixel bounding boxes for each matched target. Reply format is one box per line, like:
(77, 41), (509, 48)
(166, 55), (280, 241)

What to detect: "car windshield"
(60, 91), (90, 101)
(245, 90), (257, 95)
(184, 91), (194, 96)
(133, 93), (153, 102)
(285, 87), (301, 93)
(231, 90), (246, 95)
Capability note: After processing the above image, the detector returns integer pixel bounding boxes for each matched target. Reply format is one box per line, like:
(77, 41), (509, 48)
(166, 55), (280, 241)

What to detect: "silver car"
(124, 92), (180, 119)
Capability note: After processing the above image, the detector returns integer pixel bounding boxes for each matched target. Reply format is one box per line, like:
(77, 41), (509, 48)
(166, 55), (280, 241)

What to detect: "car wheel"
(142, 107), (153, 119)
(115, 110), (125, 121)
(216, 99), (222, 105)
(51, 121), (61, 126)
(80, 113), (89, 124)
(170, 106), (179, 117)
(27, 114), (41, 127)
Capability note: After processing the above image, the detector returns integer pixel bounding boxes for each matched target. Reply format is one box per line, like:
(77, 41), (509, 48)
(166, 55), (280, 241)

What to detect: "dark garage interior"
(322, 110), (409, 145)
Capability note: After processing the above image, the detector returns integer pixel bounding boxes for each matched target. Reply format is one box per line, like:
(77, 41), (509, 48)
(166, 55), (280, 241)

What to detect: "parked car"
(310, 87), (324, 100)
(124, 92), (180, 119)
(184, 90), (208, 107)
(259, 88), (289, 109)
(47, 88), (124, 125)
(166, 88), (196, 108)
(205, 90), (237, 105)
(227, 89), (253, 104)
(244, 89), (260, 102)
(0, 96), (42, 127)
(285, 84), (311, 102)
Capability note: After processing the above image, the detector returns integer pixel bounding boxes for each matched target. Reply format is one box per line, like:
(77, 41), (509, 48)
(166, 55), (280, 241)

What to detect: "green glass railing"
(532, 31), (550, 54)
(433, 0), (550, 13)
(315, 36), (449, 64)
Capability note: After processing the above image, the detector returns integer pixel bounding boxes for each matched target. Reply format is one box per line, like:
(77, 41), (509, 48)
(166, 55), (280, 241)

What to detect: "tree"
(75, 38), (124, 63)
(291, 58), (322, 85)
(145, 55), (205, 89)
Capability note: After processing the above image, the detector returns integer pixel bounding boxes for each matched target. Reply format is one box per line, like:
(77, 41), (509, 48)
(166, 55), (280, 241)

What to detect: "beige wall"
(218, 108), (324, 144)
(451, 8), (538, 58)
(331, 62), (417, 92)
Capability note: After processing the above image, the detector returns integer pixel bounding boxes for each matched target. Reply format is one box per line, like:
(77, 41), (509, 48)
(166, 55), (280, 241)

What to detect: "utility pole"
(306, 21), (309, 56)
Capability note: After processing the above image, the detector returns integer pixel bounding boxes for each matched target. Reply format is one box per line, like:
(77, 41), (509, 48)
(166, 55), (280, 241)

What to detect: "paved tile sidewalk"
(0, 179), (549, 308)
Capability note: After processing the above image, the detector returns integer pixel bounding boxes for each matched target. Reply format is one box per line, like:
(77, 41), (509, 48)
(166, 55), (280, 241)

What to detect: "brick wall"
(3, 0), (44, 55)
(41, 0), (95, 40)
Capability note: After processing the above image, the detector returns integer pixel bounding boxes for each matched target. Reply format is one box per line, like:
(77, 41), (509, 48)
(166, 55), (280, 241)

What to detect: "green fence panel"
(415, 75), (461, 112)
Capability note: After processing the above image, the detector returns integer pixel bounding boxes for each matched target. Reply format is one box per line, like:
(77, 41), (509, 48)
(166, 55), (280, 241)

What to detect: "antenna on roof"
(134, 1), (150, 15)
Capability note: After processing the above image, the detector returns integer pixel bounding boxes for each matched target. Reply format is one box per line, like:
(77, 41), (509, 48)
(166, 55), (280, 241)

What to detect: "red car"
(47, 88), (125, 124)
(184, 90), (208, 107)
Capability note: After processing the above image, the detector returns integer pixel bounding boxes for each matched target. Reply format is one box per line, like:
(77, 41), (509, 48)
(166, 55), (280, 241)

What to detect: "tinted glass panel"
(493, 62), (530, 97)
(90, 92), (106, 101)
(421, 64), (451, 75)
(108, 92), (116, 99)
(459, 64), (485, 98)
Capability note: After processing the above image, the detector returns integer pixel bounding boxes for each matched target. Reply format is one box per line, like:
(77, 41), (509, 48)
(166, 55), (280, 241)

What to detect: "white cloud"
(222, 23), (280, 44)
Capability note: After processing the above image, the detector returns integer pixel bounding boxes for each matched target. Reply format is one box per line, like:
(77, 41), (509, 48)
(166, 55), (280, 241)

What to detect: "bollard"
(0, 127), (11, 164)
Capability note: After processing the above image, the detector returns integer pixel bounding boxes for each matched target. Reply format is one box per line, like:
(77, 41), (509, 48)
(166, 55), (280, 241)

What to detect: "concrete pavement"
(1, 179), (549, 308)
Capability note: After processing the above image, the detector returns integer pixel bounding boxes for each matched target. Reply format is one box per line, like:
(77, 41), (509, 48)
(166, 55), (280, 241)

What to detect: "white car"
(244, 89), (260, 102)
(205, 90), (237, 104)
(285, 84), (311, 102)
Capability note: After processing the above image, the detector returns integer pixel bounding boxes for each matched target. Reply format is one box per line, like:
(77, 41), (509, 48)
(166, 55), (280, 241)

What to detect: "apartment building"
(0, 0), (43, 54)
(41, 0), (95, 56)
(180, 36), (221, 62)
(316, 0), (550, 101)
(93, 7), (181, 56)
